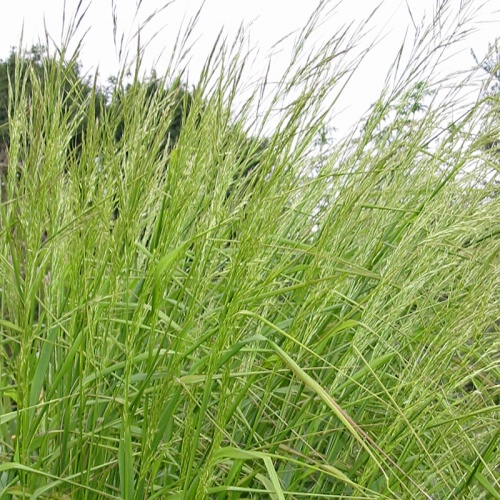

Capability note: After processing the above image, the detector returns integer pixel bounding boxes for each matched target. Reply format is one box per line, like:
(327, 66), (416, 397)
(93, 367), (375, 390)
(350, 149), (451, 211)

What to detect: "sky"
(1, 0), (499, 135)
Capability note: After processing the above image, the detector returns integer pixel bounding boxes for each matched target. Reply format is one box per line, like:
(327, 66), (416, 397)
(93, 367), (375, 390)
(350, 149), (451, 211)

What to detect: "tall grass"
(0, 1), (498, 498)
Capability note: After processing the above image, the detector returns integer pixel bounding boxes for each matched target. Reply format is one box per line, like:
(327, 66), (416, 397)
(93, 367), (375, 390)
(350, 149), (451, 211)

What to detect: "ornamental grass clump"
(0, 0), (498, 498)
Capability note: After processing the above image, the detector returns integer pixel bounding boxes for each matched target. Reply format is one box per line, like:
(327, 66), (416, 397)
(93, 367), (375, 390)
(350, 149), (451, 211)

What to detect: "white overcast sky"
(1, 0), (499, 134)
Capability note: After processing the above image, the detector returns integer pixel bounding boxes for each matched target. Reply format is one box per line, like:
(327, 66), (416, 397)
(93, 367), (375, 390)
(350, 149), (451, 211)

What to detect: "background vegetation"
(0, 1), (498, 498)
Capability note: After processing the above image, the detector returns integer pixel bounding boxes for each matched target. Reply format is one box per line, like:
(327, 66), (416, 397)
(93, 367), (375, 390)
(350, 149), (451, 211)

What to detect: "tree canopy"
(0, 45), (267, 173)
(0, 46), (105, 149)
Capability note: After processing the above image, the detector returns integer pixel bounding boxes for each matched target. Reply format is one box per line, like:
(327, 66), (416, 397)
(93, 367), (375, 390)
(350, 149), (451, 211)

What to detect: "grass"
(0, 0), (499, 498)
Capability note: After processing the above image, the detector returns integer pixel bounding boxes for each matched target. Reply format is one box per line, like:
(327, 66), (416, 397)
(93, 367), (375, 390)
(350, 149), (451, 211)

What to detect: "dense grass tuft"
(0, 2), (498, 498)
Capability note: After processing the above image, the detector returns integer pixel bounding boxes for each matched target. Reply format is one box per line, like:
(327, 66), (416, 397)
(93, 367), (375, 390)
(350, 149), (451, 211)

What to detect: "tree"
(472, 39), (500, 200)
(0, 45), (269, 221)
(0, 45), (102, 147)
(110, 73), (194, 156)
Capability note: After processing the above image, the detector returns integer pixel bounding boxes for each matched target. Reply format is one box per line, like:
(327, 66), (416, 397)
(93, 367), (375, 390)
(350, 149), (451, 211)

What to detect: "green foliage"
(110, 74), (194, 153)
(0, 45), (105, 150)
(472, 40), (500, 194)
(0, 2), (498, 499)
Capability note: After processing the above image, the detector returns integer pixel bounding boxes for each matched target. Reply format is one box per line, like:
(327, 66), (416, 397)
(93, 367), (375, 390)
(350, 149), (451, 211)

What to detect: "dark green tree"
(0, 45), (105, 151)
(110, 73), (194, 155)
(0, 46), (46, 145)
(0, 44), (269, 222)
